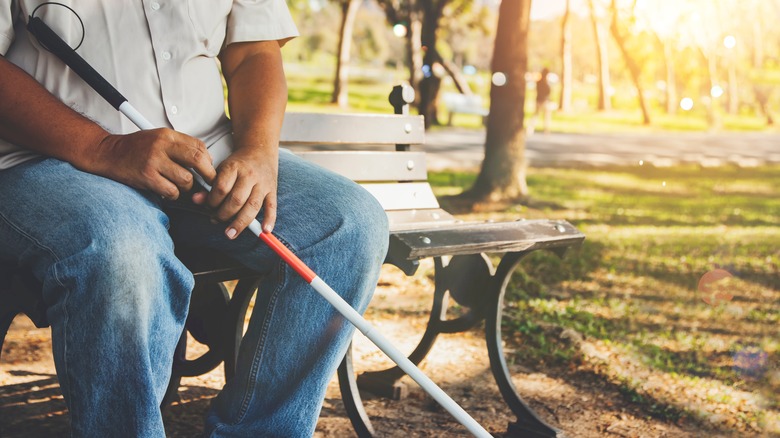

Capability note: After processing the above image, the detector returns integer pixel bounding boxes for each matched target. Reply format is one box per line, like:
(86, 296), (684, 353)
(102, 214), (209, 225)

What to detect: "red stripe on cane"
(259, 232), (317, 283)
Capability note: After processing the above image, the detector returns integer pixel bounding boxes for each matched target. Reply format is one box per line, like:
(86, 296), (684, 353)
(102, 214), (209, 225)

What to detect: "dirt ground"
(0, 263), (740, 437)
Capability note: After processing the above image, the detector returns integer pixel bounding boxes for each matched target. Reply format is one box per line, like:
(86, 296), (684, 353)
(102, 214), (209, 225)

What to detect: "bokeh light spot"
(698, 269), (734, 306)
(392, 24), (407, 38)
(680, 97), (694, 111)
(711, 85), (724, 98)
(422, 64), (432, 78)
(733, 345), (768, 377)
(492, 72), (507, 86)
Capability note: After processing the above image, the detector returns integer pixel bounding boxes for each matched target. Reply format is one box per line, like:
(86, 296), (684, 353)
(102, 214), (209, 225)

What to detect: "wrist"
(75, 129), (115, 174)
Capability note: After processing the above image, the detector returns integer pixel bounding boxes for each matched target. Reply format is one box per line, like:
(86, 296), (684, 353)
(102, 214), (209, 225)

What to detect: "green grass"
(284, 63), (778, 133)
(280, 64), (779, 431)
(430, 165), (780, 434)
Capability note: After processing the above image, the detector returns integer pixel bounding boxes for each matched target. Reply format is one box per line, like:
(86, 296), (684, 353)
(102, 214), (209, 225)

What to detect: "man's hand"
(192, 148), (278, 239)
(88, 128), (217, 201)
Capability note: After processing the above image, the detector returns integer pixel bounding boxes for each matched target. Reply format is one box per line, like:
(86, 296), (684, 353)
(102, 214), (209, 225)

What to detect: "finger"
(261, 192), (277, 233)
(166, 134), (216, 184)
(157, 160), (195, 192)
(207, 167), (238, 210)
(214, 176), (253, 223)
(226, 185), (265, 239)
(191, 191), (208, 205)
(148, 173), (181, 201)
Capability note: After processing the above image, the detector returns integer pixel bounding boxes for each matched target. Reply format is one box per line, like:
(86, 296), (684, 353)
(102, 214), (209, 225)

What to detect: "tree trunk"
(751, 21), (772, 125)
(407, 9), (424, 93)
(727, 63), (738, 115)
(331, 0), (361, 107)
(664, 43), (676, 115)
(588, 0), (611, 111)
(417, 0), (448, 128)
(559, 0), (572, 112)
(465, 0), (532, 202)
(655, 37), (677, 115)
(752, 19), (764, 69)
(699, 48), (721, 130)
(609, 0), (650, 125)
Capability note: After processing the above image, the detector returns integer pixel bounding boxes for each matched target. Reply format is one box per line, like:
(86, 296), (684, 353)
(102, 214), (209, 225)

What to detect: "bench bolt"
(404, 123), (413, 133)
(554, 224), (566, 232)
(420, 236), (431, 244)
(406, 160), (415, 170)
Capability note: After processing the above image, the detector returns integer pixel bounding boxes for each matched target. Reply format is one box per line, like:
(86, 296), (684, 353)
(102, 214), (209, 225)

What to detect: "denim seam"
(233, 250), (288, 426)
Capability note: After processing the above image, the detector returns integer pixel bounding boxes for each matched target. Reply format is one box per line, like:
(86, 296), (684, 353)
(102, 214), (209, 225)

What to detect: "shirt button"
(151, 2), (160, 10)
(170, 105), (179, 114)
(162, 51), (171, 60)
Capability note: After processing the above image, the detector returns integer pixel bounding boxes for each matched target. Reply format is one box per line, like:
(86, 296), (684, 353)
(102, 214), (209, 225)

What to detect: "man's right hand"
(86, 128), (217, 201)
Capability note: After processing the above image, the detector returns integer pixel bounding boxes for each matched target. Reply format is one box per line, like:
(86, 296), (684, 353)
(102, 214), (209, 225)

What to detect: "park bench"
(441, 92), (490, 126)
(0, 86), (584, 437)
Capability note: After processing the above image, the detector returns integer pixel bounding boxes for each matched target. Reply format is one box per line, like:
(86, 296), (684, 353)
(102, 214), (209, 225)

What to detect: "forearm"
(221, 43), (287, 161)
(205, 41), (287, 235)
(0, 56), (107, 169)
(0, 56), (215, 199)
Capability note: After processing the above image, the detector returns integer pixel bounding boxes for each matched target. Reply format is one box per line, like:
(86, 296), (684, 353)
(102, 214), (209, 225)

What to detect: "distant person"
(528, 68), (552, 135)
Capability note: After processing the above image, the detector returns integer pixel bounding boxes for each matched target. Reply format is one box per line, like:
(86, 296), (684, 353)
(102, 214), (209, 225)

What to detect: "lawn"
(430, 165), (780, 435)
(282, 65), (779, 433)
(284, 63), (778, 134)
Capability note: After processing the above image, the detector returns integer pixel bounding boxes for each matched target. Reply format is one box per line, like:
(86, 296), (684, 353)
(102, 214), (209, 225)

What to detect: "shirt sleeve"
(0, 1), (18, 55)
(226, 0), (299, 47)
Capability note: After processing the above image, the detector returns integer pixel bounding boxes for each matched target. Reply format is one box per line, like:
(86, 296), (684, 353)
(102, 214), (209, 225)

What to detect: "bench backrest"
(280, 112), (457, 231)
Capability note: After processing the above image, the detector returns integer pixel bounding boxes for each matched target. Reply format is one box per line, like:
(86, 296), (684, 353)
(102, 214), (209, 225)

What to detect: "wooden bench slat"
(361, 182), (440, 211)
(297, 151), (428, 182)
(280, 113), (425, 145)
(390, 219), (585, 259)
(386, 209), (457, 231)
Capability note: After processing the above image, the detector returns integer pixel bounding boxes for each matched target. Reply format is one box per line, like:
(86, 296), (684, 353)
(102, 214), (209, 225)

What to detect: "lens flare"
(723, 35), (737, 49)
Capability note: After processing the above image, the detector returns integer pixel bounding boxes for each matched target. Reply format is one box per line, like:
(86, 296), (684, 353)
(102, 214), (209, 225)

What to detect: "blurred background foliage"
(279, 0), (780, 132)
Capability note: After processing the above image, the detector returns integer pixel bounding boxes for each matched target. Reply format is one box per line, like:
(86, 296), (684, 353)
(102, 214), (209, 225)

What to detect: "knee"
(293, 181), (388, 308)
(49, 219), (193, 329)
(330, 183), (389, 265)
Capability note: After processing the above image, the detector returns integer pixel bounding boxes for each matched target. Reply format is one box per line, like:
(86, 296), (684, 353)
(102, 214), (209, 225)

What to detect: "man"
(528, 68), (552, 135)
(0, 1), (388, 436)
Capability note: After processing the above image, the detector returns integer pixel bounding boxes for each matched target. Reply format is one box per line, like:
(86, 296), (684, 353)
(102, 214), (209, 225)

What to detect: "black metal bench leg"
(355, 258), (452, 399)
(164, 276), (261, 407)
(486, 252), (562, 438)
(338, 343), (375, 437)
(222, 277), (262, 381)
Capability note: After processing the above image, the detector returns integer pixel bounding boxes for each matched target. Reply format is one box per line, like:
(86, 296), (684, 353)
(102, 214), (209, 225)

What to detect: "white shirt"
(0, 0), (298, 169)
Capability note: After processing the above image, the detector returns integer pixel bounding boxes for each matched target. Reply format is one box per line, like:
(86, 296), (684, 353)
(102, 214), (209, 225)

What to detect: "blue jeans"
(0, 149), (389, 437)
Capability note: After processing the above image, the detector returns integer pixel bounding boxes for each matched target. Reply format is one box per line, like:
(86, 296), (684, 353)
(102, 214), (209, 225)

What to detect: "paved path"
(422, 128), (780, 171)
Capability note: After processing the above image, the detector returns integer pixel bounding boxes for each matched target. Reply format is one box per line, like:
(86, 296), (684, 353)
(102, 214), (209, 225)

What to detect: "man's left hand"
(192, 148), (277, 239)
